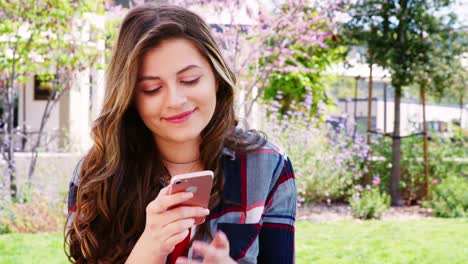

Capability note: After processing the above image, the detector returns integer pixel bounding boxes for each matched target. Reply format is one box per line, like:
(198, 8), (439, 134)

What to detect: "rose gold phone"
(168, 170), (214, 225)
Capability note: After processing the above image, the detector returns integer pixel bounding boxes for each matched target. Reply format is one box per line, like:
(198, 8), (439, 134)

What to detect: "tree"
(107, 0), (343, 122)
(0, 0), (105, 201)
(261, 35), (346, 118)
(344, 0), (457, 205)
(414, 19), (465, 199)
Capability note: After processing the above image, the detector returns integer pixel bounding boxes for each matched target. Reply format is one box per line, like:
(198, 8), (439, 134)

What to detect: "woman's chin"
(162, 130), (202, 143)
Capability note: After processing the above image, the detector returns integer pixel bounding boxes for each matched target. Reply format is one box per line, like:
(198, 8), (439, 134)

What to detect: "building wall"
(338, 99), (467, 135)
(17, 77), (61, 148)
(17, 70), (101, 153)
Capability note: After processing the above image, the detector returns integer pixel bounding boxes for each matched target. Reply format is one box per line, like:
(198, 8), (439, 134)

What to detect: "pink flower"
(433, 178), (440, 184)
(372, 177), (381, 185)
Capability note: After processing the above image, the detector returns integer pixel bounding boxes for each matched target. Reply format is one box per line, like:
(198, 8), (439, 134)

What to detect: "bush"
(0, 191), (66, 234)
(349, 185), (390, 219)
(0, 221), (11, 234)
(424, 176), (468, 218)
(371, 135), (467, 205)
(260, 92), (369, 204)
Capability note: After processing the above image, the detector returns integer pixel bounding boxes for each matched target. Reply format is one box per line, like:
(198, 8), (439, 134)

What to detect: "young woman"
(65, 3), (296, 264)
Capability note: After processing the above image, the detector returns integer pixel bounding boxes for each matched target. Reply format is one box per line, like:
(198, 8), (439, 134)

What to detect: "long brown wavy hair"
(64, 3), (266, 263)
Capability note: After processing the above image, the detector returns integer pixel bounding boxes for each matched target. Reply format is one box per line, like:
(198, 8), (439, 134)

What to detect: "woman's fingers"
(162, 218), (195, 238)
(193, 241), (223, 260)
(188, 231), (232, 263)
(146, 191), (193, 214)
(157, 185), (170, 197)
(157, 219), (194, 255)
(164, 229), (190, 248)
(211, 231), (230, 249)
(160, 206), (210, 225)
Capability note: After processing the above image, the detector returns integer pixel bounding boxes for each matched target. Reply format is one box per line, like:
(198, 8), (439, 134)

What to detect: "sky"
(451, 0), (468, 28)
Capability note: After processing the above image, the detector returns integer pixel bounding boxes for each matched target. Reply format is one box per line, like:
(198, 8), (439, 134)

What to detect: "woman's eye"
(181, 77), (200, 85)
(143, 87), (161, 94)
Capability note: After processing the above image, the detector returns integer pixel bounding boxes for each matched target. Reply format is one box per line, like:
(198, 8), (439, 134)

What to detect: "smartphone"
(168, 170), (214, 225)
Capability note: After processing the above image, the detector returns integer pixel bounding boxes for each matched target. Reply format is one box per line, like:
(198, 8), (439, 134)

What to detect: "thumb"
(212, 230), (229, 249)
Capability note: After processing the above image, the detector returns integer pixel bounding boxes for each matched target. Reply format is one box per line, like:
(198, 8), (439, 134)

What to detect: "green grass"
(0, 219), (467, 263)
(296, 218), (468, 264)
(0, 232), (66, 264)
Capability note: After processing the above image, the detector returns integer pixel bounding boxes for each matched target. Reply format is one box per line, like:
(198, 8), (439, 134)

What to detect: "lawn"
(0, 219), (467, 263)
(296, 219), (468, 264)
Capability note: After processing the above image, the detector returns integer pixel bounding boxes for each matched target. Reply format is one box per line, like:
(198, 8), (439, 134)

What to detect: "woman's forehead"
(139, 38), (209, 77)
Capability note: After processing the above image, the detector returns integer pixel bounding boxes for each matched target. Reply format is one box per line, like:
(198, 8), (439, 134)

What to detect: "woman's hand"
(176, 231), (236, 264)
(126, 186), (210, 264)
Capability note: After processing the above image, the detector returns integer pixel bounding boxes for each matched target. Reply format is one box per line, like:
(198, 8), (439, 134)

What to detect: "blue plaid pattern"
(68, 141), (296, 263)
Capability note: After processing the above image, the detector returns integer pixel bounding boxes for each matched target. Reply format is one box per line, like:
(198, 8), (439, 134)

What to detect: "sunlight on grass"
(0, 219), (467, 263)
(296, 219), (468, 264)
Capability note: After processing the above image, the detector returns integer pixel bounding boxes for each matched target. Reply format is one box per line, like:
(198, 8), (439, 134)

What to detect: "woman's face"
(134, 38), (217, 144)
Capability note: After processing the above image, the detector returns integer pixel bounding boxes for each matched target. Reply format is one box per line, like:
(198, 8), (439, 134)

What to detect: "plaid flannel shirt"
(67, 141), (296, 263)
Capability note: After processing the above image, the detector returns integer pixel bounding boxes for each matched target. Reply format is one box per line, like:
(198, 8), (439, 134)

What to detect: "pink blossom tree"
(107, 0), (344, 121)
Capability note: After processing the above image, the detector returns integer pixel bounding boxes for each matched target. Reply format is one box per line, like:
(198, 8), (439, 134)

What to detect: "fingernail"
(202, 208), (210, 215)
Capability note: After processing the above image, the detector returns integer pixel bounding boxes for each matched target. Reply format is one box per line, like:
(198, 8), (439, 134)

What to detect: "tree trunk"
(420, 80), (429, 200)
(27, 91), (53, 183)
(353, 76), (359, 139)
(390, 86), (404, 206)
(365, 49), (374, 185)
(5, 81), (18, 201)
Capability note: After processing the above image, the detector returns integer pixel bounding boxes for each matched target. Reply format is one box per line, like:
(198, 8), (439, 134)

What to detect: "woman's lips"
(163, 108), (197, 123)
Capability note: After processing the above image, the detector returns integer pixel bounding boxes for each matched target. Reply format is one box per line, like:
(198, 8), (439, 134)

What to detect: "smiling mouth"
(163, 108), (197, 123)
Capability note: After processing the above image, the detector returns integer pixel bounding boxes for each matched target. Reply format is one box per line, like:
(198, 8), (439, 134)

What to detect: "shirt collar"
(222, 147), (236, 160)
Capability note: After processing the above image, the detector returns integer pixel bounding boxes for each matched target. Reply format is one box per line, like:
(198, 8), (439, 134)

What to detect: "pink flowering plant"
(349, 175), (390, 220)
(423, 176), (468, 218)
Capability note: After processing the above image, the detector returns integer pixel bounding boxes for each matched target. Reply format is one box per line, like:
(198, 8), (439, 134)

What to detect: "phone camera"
(175, 180), (182, 185)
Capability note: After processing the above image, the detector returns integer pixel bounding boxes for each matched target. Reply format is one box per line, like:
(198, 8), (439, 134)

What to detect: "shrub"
(260, 91), (369, 204)
(371, 135), (467, 205)
(424, 176), (468, 218)
(0, 191), (66, 234)
(349, 184), (390, 220)
(0, 221), (11, 234)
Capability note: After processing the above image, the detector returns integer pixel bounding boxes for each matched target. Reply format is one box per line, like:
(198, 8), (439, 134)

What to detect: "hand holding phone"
(129, 174), (212, 263)
(168, 170), (214, 225)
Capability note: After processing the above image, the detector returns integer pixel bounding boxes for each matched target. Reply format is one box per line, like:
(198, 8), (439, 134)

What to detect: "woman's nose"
(166, 84), (188, 108)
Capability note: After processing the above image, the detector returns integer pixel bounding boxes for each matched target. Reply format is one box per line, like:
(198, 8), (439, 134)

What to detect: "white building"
(329, 46), (468, 136)
(15, 67), (105, 153)
(337, 98), (468, 136)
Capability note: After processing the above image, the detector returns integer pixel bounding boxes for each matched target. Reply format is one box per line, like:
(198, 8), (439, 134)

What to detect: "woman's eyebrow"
(176, 64), (201, 75)
(138, 65), (201, 83)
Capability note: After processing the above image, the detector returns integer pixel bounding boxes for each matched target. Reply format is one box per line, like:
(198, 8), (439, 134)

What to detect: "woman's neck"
(155, 136), (204, 176)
